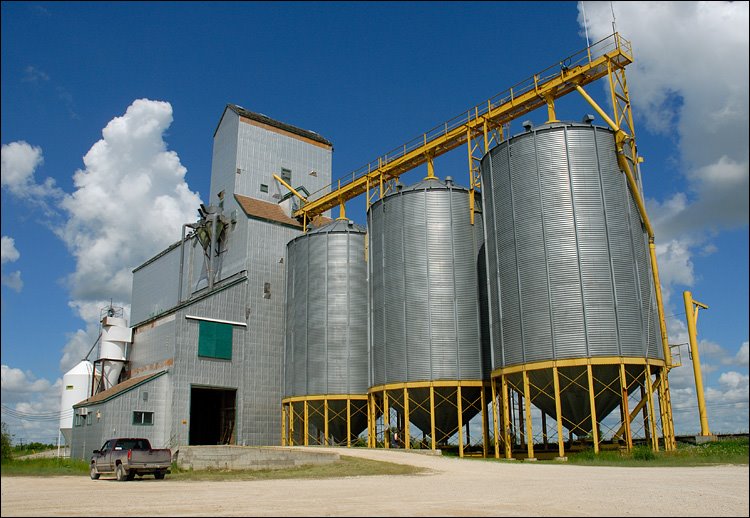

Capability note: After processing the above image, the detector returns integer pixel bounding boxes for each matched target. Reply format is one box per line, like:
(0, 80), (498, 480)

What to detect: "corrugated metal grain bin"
(284, 219), (369, 397)
(480, 121), (661, 426)
(368, 177), (489, 386)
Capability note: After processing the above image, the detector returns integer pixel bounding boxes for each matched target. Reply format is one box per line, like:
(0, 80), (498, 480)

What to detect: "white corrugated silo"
(59, 360), (93, 446)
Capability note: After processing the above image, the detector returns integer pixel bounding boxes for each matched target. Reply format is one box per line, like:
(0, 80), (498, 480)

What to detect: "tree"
(1, 421), (14, 462)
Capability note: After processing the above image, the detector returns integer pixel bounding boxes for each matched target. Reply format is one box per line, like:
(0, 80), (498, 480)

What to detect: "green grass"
(567, 438), (749, 467)
(1, 456), (90, 476)
(0, 454), (425, 480)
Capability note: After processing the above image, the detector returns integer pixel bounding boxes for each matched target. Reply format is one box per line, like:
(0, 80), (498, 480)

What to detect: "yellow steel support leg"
(587, 364), (599, 453)
(659, 368), (676, 451)
(491, 377), (500, 459)
(403, 387), (410, 450)
(281, 404), (287, 446)
(289, 402), (295, 446)
(684, 290), (712, 436)
(501, 375), (511, 459)
(645, 365), (659, 452)
(481, 386), (488, 458)
(324, 399), (329, 446)
(303, 400), (309, 447)
(553, 366), (565, 459)
(522, 370), (534, 460)
(368, 393), (375, 448)
(384, 390), (390, 449)
(457, 384), (464, 458)
(430, 384), (436, 450)
(347, 398), (352, 447)
(619, 364), (633, 451)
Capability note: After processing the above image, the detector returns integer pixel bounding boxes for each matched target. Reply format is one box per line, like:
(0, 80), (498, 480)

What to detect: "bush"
(632, 445), (656, 461)
(1, 422), (13, 462)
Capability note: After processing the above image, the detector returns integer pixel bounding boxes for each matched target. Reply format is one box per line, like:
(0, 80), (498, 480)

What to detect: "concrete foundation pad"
(694, 435), (718, 444)
(554, 456), (568, 462)
(523, 457), (538, 462)
(174, 445), (339, 471)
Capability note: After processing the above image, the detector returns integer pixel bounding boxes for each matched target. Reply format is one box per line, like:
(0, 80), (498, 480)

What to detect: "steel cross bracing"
(294, 32), (633, 225)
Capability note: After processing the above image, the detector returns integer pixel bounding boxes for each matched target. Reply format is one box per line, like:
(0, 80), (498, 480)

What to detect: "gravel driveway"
(2, 446), (748, 516)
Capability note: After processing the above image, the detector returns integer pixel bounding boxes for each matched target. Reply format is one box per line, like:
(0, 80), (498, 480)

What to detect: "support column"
(619, 364), (633, 451)
(501, 375), (511, 459)
(457, 385), (464, 458)
(347, 398), (352, 447)
(430, 384), (436, 450)
(587, 364), (599, 453)
(553, 366), (565, 459)
(324, 399), (329, 446)
(481, 386), (489, 458)
(383, 390), (390, 449)
(522, 369), (534, 460)
(303, 400), (309, 446)
(645, 365), (659, 452)
(403, 387), (410, 450)
(491, 377), (500, 459)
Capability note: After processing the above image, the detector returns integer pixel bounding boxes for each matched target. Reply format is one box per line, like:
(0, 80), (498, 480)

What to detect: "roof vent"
(522, 120), (533, 131)
(445, 176), (454, 187)
(582, 114), (595, 124)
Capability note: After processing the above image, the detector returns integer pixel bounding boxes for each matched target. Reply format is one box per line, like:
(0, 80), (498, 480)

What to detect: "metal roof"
(73, 370), (168, 408)
(217, 104), (333, 148)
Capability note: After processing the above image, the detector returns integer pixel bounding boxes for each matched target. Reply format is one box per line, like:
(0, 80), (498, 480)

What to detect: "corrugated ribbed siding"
(284, 227), (368, 397)
(481, 123), (663, 369)
(369, 182), (486, 385)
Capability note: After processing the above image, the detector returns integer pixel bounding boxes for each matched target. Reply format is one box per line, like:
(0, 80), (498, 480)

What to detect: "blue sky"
(1, 1), (747, 444)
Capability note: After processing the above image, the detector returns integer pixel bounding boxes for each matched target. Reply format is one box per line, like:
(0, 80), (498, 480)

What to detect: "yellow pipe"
(337, 201), (347, 221)
(272, 174), (308, 202)
(425, 155), (436, 180)
(684, 291), (712, 436)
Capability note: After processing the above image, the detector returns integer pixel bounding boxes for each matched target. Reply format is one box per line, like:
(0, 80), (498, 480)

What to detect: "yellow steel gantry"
(293, 33), (633, 227)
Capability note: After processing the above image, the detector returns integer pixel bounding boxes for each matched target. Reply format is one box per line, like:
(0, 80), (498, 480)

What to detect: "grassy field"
(2, 439), (746, 478)
(0, 454), (425, 480)
(567, 438), (749, 467)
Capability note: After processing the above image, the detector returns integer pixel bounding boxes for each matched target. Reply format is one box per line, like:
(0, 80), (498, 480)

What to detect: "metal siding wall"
(210, 111), (239, 205)
(233, 122), (332, 210)
(70, 374), (170, 459)
(369, 181), (485, 384)
(129, 316), (176, 373)
(131, 247), (181, 325)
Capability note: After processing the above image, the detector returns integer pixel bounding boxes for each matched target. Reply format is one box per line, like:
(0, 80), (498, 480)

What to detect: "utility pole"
(683, 291), (712, 437)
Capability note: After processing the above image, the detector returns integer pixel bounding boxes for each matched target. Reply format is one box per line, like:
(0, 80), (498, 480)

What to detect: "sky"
(1, 1), (747, 445)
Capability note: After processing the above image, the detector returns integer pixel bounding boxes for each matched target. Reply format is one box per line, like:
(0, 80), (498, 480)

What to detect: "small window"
(263, 282), (271, 299)
(86, 413), (93, 426)
(260, 184), (268, 193)
(133, 411), (154, 426)
(198, 320), (233, 360)
(280, 167), (292, 184)
(74, 414), (84, 427)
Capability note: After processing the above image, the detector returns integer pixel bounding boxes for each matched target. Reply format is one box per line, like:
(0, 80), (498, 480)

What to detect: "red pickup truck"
(90, 438), (171, 481)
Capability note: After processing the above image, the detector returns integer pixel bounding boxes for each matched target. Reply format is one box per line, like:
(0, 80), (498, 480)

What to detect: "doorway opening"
(189, 386), (236, 445)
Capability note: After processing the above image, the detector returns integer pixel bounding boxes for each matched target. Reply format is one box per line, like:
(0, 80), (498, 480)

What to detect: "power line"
(1, 405), (72, 422)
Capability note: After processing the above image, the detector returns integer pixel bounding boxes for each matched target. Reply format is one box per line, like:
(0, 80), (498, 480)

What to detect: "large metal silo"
(368, 176), (490, 450)
(282, 219), (368, 446)
(481, 121), (667, 456)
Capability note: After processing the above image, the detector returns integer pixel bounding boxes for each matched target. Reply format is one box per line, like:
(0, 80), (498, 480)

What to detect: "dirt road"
(2, 447), (748, 516)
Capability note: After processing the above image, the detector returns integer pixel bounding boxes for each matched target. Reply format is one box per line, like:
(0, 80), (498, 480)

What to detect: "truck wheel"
(126, 470), (136, 481)
(154, 471), (166, 480)
(90, 464), (100, 480)
(115, 464), (128, 482)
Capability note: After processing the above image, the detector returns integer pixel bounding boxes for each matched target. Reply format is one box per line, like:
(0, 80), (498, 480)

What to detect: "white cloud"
(735, 341), (749, 366)
(0, 140), (62, 208)
(1, 236), (23, 291)
(1, 271), (23, 292)
(579, 1), (749, 435)
(1, 236), (20, 264)
(56, 98), (202, 303)
(1, 365), (64, 444)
